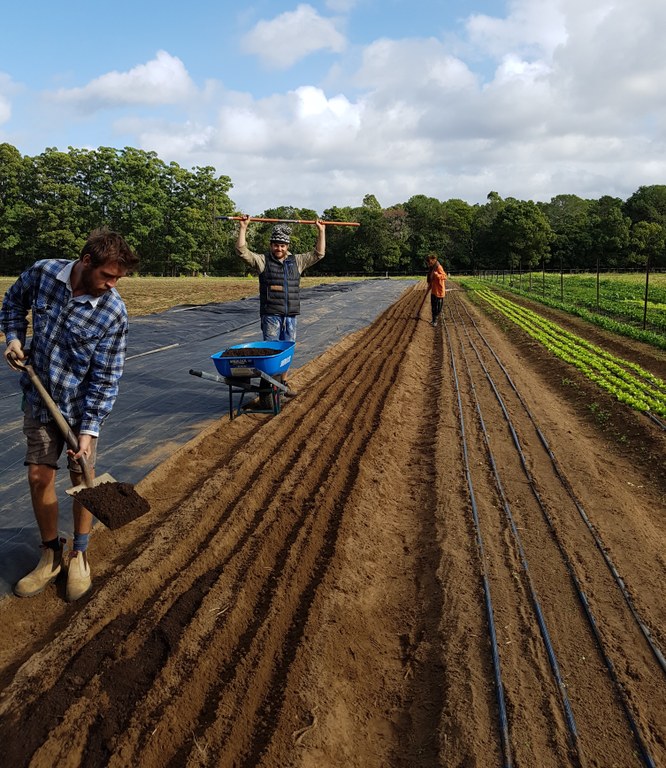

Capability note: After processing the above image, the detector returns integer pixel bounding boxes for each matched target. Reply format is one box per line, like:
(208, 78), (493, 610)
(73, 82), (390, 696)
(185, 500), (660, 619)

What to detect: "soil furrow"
(85, 289), (421, 767)
(448, 292), (663, 766)
(454, 292), (666, 760)
(0, 284), (663, 768)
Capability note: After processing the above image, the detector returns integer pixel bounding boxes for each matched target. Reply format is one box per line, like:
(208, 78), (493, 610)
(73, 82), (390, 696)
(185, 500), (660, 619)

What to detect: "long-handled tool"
(10, 358), (149, 529)
(18, 361), (115, 490)
(216, 216), (360, 227)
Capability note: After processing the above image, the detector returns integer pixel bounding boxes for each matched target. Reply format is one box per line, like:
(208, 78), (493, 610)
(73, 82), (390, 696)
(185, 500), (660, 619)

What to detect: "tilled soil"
(0, 284), (664, 768)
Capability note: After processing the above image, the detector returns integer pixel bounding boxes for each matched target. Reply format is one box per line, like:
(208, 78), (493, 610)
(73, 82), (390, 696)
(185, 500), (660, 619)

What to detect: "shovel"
(12, 358), (149, 529)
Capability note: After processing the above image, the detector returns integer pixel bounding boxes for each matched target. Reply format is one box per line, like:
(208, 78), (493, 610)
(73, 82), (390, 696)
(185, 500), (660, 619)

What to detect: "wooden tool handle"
(23, 364), (95, 487)
(216, 216), (360, 227)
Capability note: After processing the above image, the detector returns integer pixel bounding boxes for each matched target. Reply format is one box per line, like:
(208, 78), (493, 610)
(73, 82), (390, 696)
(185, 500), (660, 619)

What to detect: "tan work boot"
(14, 545), (63, 597)
(65, 551), (92, 602)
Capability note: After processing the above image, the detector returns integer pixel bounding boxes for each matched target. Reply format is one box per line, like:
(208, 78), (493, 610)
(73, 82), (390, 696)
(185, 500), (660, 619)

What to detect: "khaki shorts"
(23, 411), (97, 474)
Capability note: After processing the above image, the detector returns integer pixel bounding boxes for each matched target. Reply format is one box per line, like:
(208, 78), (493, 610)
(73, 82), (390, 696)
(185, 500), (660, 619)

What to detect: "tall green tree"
(191, 166), (235, 274)
(382, 205), (410, 271)
(0, 143), (35, 272)
(471, 191), (506, 270)
(623, 185), (666, 226)
(321, 204), (357, 274)
(588, 195), (631, 269)
(29, 147), (86, 259)
(494, 198), (553, 273)
(629, 220), (665, 268)
(403, 194), (448, 271)
(441, 199), (474, 272)
(540, 194), (593, 270)
(106, 148), (169, 271)
(624, 186), (666, 271)
(68, 146), (121, 234)
(345, 199), (399, 273)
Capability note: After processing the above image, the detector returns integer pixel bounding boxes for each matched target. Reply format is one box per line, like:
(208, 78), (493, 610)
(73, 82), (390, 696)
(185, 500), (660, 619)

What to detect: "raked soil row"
(0, 288), (424, 767)
(441, 292), (665, 767)
(0, 284), (663, 768)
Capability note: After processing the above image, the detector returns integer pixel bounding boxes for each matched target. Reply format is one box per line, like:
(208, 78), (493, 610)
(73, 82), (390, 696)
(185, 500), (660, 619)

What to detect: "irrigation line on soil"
(455, 298), (666, 676)
(645, 412), (666, 431)
(453, 315), (581, 760)
(443, 312), (513, 768)
(448, 294), (658, 767)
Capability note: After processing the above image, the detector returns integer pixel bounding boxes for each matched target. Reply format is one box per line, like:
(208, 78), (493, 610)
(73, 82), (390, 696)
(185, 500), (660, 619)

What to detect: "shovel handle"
(22, 364), (95, 488)
(77, 455), (95, 489)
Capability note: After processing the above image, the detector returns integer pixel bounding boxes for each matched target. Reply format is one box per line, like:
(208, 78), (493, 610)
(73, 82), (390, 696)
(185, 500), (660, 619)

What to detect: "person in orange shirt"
(426, 252), (447, 326)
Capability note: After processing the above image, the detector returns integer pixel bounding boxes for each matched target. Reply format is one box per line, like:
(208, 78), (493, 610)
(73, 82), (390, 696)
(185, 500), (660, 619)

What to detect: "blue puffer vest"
(259, 253), (301, 316)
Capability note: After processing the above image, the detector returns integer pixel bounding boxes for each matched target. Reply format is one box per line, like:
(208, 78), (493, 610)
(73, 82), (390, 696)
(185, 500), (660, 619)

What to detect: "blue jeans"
(261, 315), (297, 342)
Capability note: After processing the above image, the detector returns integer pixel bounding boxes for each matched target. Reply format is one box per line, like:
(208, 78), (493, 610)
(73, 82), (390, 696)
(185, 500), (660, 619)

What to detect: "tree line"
(1, 143), (665, 276)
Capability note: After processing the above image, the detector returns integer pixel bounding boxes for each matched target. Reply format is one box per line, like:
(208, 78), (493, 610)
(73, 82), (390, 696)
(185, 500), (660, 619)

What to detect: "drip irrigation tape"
(454, 315), (581, 756)
(443, 309), (513, 768)
(450, 295), (657, 767)
(455, 299), (666, 676)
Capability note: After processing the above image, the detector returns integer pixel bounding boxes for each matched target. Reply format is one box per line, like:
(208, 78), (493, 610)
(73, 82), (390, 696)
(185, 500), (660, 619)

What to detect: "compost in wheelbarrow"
(211, 341), (295, 378)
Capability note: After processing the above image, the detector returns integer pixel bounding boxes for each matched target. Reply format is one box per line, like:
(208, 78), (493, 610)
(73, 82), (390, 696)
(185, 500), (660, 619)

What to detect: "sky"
(1, 0), (665, 215)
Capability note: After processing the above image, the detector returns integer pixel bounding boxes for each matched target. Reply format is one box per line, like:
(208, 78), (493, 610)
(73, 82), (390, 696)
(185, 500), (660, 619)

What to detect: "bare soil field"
(0, 275), (351, 342)
(0, 283), (664, 767)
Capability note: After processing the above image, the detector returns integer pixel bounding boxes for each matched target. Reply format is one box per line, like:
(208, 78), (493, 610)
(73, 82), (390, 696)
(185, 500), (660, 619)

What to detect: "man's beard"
(80, 265), (107, 297)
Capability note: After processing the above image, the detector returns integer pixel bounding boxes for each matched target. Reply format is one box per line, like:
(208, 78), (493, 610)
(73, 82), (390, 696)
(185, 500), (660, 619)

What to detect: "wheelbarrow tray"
(211, 341), (295, 378)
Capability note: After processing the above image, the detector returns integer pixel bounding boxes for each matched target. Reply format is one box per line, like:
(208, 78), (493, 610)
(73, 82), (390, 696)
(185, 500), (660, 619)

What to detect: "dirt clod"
(74, 482), (151, 530)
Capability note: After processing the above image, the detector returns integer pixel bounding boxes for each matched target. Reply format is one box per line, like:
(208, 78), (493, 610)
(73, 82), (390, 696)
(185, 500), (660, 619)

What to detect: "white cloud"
(211, 85), (361, 156)
(466, 0), (567, 60)
(0, 73), (21, 125)
(50, 51), (196, 113)
(241, 4), (346, 69)
(0, 96), (11, 126)
(552, 0), (666, 113)
(10, 0), (666, 214)
(356, 38), (477, 94)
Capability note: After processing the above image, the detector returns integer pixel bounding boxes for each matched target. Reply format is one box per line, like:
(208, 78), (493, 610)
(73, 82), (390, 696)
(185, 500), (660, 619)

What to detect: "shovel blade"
(65, 479), (151, 530)
(65, 472), (116, 496)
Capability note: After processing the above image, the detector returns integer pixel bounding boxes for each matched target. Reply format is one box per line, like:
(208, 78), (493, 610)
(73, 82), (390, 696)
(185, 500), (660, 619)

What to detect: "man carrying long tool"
(235, 215), (325, 397)
(236, 215), (326, 344)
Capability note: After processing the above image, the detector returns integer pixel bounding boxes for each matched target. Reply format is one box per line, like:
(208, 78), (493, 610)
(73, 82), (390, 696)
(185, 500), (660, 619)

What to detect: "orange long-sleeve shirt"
(427, 262), (447, 298)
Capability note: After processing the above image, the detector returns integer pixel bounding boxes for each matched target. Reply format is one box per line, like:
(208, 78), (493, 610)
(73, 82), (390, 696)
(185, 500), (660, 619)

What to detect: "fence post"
(643, 256), (650, 330)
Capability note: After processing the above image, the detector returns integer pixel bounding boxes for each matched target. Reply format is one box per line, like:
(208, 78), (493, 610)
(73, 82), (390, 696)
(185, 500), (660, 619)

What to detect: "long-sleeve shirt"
(427, 262), (447, 298)
(0, 259), (128, 436)
(235, 244), (324, 275)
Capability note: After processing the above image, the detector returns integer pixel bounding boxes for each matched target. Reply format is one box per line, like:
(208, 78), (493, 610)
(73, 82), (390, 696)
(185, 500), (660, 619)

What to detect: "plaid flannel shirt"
(0, 259), (128, 436)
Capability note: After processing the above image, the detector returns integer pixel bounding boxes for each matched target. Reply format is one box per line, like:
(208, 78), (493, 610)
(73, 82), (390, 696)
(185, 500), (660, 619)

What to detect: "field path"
(0, 284), (664, 767)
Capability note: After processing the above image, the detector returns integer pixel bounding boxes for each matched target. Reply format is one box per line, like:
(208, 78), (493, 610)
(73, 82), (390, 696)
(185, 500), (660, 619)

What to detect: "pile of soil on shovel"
(74, 482), (151, 530)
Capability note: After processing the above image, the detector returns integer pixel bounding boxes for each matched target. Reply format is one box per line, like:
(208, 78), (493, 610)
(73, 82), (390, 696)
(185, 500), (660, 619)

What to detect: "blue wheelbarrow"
(190, 341), (295, 419)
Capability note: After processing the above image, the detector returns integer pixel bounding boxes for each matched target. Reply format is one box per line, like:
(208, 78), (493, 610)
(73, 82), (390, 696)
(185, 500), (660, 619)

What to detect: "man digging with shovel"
(0, 228), (139, 602)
